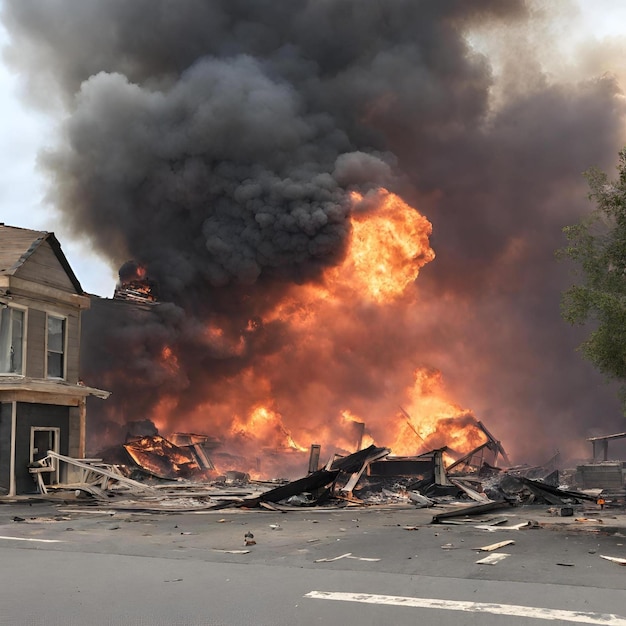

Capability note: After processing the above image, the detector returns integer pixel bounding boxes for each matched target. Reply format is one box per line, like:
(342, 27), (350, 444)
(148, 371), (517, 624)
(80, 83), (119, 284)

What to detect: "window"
(0, 306), (24, 374)
(47, 315), (66, 379)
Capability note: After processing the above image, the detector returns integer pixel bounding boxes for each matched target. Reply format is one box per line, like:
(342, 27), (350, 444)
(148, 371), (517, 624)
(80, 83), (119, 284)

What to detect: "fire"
(385, 368), (486, 456)
(159, 346), (180, 374)
(230, 405), (308, 453)
(114, 260), (158, 302)
(330, 190), (436, 302)
(203, 324), (245, 356)
(103, 188), (488, 478)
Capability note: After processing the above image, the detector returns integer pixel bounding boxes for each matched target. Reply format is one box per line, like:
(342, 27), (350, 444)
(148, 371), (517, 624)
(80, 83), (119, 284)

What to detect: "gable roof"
(0, 224), (84, 294)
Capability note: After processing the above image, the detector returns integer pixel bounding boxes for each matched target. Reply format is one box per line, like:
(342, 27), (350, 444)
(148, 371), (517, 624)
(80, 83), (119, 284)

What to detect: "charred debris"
(25, 421), (625, 517)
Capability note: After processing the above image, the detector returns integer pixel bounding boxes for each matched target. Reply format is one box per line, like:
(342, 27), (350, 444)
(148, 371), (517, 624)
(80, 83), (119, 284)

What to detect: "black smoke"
(3, 0), (626, 462)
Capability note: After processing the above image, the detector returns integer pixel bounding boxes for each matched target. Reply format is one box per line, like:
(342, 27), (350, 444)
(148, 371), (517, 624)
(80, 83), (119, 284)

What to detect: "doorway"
(30, 427), (60, 485)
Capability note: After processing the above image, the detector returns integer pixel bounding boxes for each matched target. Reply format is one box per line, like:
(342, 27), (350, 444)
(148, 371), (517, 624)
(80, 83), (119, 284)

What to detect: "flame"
(108, 189), (491, 478)
(341, 409), (362, 424)
(159, 346), (180, 374)
(203, 324), (246, 356)
(329, 190), (435, 302)
(230, 405), (308, 453)
(385, 368), (486, 456)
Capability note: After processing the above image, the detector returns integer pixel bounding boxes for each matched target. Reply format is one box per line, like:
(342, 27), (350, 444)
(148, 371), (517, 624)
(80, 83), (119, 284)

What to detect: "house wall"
(0, 233), (101, 494)
(25, 307), (45, 378)
(66, 313), (80, 383)
(14, 241), (76, 293)
(68, 405), (82, 459)
(14, 402), (69, 494)
(0, 402), (12, 493)
(10, 294), (81, 383)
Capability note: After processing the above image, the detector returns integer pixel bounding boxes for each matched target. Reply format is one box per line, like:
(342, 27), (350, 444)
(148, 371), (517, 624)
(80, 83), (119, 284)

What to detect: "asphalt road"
(0, 500), (625, 625)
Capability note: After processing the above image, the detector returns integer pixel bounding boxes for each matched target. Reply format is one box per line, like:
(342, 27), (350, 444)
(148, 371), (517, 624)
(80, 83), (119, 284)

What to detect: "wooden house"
(0, 224), (109, 495)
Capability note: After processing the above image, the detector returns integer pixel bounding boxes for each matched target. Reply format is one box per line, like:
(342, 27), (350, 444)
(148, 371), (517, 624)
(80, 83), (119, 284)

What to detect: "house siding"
(25, 307), (45, 378)
(66, 312), (80, 383)
(14, 241), (76, 293)
(21, 305), (81, 382)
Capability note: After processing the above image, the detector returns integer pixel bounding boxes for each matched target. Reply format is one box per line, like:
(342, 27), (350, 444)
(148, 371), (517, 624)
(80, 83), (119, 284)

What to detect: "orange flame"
(159, 346), (180, 374)
(144, 189), (488, 477)
(385, 368), (486, 456)
(230, 405), (308, 453)
(330, 190), (435, 301)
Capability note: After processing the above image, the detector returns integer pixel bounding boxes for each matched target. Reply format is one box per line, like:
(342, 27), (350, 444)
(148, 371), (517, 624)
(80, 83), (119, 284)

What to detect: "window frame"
(0, 303), (27, 376)
(45, 313), (67, 380)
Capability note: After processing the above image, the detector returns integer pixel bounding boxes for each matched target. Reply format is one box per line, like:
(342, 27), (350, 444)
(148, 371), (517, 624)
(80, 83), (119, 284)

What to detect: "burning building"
(83, 191), (493, 477)
(3, 1), (626, 474)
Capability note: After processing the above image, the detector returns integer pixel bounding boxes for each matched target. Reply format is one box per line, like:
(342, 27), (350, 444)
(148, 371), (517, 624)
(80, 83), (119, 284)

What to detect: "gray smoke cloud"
(3, 0), (626, 464)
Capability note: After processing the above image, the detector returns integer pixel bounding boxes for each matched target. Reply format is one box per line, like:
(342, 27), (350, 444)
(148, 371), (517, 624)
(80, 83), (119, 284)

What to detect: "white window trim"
(0, 303), (28, 377)
(45, 313), (68, 380)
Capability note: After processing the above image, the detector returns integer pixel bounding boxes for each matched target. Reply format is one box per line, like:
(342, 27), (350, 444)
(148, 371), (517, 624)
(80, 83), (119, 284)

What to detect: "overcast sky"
(1, 0), (625, 298)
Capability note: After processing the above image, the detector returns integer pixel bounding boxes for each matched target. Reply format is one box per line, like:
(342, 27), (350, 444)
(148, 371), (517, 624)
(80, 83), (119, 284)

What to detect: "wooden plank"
(432, 501), (512, 523)
(476, 553), (510, 565)
(476, 540), (515, 552)
(315, 553), (352, 563)
(0, 379), (109, 400)
(0, 391), (80, 406)
(600, 555), (626, 565)
(338, 447), (390, 496)
(241, 469), (339, 507)
(308, 444), (321, 473)
(45, 451), (154, 492)
(450, 478), (491, 503)
(259, 502), (285, 512)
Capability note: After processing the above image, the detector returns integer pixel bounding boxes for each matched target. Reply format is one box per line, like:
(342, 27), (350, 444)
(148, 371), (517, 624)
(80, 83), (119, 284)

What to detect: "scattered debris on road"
(600, 555), (626, 565)
(475, 553), (510, 565)
(476, 539), (516, 552)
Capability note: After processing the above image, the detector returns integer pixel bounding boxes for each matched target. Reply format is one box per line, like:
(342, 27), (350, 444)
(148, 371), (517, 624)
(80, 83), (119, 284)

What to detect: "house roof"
(0, 223), (83, 294)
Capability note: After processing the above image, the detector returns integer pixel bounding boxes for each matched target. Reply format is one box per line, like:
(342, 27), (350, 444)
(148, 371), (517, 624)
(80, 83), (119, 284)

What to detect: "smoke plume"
(3, 0), (626, 469)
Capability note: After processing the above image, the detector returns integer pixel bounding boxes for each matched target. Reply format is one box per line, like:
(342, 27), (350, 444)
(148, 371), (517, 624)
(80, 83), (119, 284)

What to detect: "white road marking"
(0, 536), (63, 543)
(304, 591), (626, 625)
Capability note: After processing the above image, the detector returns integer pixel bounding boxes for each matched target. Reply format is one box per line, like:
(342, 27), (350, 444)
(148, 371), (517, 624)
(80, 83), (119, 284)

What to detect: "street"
(0, 500), (625, 625)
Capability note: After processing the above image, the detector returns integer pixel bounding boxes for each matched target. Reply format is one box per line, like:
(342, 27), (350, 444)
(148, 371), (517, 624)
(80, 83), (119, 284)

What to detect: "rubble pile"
(24, 422), (626, 517)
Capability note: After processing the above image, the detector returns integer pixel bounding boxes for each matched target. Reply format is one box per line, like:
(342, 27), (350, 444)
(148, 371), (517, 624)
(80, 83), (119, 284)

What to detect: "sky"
(0, 13), (117, 296)
(0, 0), (625, 296)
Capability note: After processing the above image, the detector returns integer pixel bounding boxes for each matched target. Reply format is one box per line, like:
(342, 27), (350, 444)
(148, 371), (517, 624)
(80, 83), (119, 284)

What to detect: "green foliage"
(559, 149), (626, 400)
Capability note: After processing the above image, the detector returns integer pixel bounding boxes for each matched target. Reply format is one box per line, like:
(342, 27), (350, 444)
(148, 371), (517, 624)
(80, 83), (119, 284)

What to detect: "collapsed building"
(61, 263), (625, 507)
(2, 226), (625, 506)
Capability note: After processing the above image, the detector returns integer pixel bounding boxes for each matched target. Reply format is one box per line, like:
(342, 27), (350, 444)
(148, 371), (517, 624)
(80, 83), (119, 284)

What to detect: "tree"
(559, 148), (626, 404)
